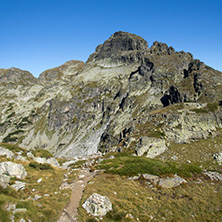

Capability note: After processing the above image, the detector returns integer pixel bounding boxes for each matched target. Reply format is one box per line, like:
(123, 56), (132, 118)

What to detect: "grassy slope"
(0, 143), (73, 222)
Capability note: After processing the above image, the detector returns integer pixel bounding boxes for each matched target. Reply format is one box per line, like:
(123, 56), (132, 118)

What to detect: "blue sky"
(0, 0), (221, 77)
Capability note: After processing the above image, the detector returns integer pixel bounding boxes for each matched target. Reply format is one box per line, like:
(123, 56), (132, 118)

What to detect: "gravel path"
(58, 168), (97, 222)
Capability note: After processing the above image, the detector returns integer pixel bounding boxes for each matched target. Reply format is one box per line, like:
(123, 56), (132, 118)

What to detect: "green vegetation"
(32, 149), (53, 159)
(29, 161), (52, 170)
(0, 143), (27, 154)
(0, 158), (72, 222)
(97, 153), (202, 177)
(192, 102), (219, 113)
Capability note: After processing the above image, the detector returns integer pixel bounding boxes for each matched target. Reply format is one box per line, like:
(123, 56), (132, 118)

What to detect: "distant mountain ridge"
(0, 31), (222, 158)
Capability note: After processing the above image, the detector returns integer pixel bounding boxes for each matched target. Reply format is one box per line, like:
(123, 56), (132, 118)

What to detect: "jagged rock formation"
(0, 31), (222, 158)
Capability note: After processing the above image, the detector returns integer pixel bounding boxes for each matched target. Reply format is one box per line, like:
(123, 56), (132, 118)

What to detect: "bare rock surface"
(203, 171), (222, 181)
(153, 175), (187, 188)
(11, 181), (26, 191)
(0, 162), (27, 179)
(82, 193), (112, 216)
(0, 147), (14, 159)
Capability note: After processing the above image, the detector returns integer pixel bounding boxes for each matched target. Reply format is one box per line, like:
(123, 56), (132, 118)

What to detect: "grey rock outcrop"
(33, 157), (60, 167)
(82, 193), (112, 216)
(203, 171), (222, 181)
(0, 162), (27, 179)
(87, 31), (148, 62)
(136, 137), (167, 158)
(153, 175), (187, 188)
(212, 152), (222, 165)
(0, 147), (14, 159)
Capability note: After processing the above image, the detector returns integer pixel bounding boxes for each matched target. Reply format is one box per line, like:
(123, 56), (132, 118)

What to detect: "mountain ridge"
(0, 31), (222, 159)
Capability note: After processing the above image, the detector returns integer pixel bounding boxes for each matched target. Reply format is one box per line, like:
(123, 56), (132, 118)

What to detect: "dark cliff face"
(87, 31), (148, 62)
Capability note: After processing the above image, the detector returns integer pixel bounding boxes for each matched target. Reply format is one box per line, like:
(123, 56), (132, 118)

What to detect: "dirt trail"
(58, 168), (97, 222)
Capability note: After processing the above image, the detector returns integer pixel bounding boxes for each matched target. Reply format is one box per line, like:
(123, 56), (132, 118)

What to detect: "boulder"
(203, 171), (222, 181)
(11, 181), (26, 191)
(0, 147), (14, 159)
(0, 162), (27, 179)
(154, 175), (186, 188)
(212, 152), (222, 165)
(142, 174), (159, 180)
(0, 174), (10, 189)
(82, 193), (112, 216)
(33, 157), (60, 167)
(136, 137), (167, 158)
(15, 155), (28, 162)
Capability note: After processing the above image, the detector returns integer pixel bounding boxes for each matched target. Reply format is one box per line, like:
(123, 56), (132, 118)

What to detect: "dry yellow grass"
(78, 173), (222, 222)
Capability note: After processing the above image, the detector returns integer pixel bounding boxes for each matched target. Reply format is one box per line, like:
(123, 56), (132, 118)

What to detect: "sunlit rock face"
(0, 31), (222, 158)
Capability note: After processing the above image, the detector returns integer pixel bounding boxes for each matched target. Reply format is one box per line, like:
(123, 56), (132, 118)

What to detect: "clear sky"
(0, 0), (221, 77)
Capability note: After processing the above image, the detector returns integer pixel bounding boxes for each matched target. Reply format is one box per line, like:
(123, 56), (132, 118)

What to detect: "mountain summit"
(0, 32), (222, 159)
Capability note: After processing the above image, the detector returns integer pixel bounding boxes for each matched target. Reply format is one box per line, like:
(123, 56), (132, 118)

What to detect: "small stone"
(12, 208), (27, 214)
(20, 218), (26, 222)
(126, 214), (134, 219)
(27, 152), (34, 159)
(7, 203), (16, 211)
(44, 194), (50, 197)
(79, 174), (85, 179)
(33, 194), (42, 200)
(37, 178), (42, 183)
(203, 171), (222, 181)
(142, 174), (159, 180)
(11, 181), (26, 191)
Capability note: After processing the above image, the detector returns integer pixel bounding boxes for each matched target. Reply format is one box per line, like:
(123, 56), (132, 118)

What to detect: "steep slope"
(0, 31), (222, 159)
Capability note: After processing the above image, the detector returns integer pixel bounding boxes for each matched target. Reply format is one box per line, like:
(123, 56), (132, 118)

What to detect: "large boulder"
(82, 193), (112, 216)
(0, 147), (14, 159)
(153, 175), (187, 188)
(136, 137), (167, 158)
(0, 162), (27, 179)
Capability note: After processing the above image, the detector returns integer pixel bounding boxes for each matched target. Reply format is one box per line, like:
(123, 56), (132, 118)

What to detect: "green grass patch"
(32, 149), (53, 159)
(0, 143), (27, 154)
(29, 162), (53, 170)
(98, 153), (202, 177)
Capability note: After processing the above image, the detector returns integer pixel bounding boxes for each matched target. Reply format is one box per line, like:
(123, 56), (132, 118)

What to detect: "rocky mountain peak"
(87, 31), (148, 62)
(38, 60), (84, 82)
(150, 41), (175, 55)
(0, 67), (38, 85)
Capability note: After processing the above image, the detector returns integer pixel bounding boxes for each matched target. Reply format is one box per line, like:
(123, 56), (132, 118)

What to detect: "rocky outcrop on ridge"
(0, 31), (222, 159)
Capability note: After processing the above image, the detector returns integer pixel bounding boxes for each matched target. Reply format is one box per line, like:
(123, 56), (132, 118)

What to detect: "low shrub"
(29, 161), (52, 170)
(32, 149), (53, 159)
(98, 154), (202, 177)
